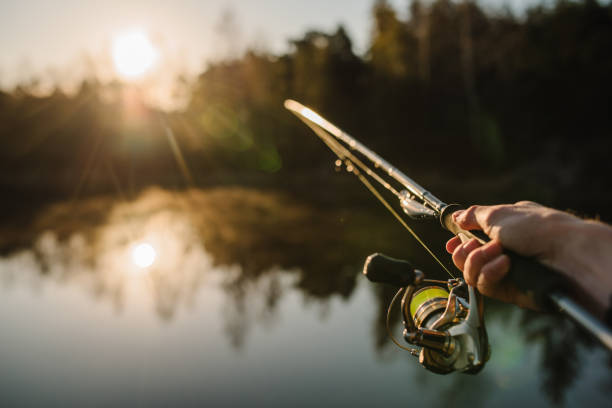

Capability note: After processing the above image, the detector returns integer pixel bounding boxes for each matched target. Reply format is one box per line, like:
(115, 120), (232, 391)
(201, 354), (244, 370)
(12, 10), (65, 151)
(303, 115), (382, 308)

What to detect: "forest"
(1, 0), (611, 219)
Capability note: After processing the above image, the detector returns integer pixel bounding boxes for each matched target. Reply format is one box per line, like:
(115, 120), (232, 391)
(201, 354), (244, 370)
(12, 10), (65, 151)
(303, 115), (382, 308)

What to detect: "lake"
(0, 187), (609, 407)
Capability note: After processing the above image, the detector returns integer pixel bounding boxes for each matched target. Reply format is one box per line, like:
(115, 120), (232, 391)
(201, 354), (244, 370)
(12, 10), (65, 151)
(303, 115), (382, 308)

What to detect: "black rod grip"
(440, 204), (567, 310)
(363, 253), (417, 287)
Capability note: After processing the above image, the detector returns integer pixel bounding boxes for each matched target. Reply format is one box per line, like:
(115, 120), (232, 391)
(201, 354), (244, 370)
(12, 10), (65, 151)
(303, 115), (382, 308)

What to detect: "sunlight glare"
(112, 30), (158, 79)
(131, 242), (157, 268)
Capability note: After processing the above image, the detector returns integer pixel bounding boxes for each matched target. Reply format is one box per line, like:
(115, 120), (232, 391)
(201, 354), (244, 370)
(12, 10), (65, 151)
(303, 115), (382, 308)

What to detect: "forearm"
(560, 220), (612, 312)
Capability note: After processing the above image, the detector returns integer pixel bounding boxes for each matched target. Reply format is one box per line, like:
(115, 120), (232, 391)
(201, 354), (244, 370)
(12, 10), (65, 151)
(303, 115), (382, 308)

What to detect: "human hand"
(445, 201), (612, 312)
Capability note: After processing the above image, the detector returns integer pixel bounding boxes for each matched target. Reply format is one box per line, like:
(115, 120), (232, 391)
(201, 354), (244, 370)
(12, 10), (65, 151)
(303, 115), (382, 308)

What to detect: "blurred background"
(0, 0), (610, 406)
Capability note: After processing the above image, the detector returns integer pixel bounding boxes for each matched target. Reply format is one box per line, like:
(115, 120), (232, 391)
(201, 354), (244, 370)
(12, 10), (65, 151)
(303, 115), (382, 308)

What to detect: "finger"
(445, 236), (462, 254)
(454, 205), (514, 240)
(477, 254), (510, 291)
(463, 241), (503, 286)
(452, 238), (481, 271)
(452, 205), (485, 231)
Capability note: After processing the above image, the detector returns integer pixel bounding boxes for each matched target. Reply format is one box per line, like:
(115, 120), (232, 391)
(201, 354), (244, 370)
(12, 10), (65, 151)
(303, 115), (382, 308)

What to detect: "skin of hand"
(445, 201), (612, 314)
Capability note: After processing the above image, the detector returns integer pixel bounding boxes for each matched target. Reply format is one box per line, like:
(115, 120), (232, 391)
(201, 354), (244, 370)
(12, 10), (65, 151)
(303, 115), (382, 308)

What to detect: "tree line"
(0, 0), (610, 215)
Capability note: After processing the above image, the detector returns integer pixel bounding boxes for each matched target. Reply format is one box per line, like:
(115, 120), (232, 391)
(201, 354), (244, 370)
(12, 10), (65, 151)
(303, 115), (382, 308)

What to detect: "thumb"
(453, 205), (490, 232)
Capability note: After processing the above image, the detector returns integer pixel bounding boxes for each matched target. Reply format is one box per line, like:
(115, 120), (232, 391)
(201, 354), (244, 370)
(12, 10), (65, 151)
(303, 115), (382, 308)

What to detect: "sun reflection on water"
(131, 242), (156, 269)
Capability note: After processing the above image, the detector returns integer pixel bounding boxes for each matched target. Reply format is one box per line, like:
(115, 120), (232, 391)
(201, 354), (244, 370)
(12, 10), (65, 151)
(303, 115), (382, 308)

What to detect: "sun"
(131, 242), (157, 268)
(112, 30), (158, 79)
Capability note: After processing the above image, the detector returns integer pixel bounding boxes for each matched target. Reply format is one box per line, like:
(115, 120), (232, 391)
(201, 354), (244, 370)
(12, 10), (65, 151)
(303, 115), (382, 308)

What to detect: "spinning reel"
(364, 253), (490, 374)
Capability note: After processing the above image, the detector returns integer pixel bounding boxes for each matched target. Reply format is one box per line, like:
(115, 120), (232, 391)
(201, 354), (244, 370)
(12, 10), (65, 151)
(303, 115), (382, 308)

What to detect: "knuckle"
(464, 252), (484, 279)
(465, 205), (480, 214)
(479, 205), (514, 235)
(459, 205), (479, 223)
(479, 262), (494, 280)
(466, 248), (484, 267)
(541, 209), (573, 224)
(465, 237), (479, 248)
(515, 200), (540, 207)
(463, 262), (478, 286)
(479, 208), (496, 227)
(465, 275), (476, 286)
(477, 279), (493, 296)
(533, 210), (574, 254)
(482, 205), (504, 224)
(452, 248), (466, 269)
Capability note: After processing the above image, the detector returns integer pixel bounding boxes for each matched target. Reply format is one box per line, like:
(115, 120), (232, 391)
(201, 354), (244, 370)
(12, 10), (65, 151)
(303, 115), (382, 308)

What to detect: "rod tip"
(284, 99), (302, 112)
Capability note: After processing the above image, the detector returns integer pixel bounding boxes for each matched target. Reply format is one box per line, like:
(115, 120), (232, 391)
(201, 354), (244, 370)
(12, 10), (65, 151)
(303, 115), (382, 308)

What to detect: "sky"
(0, 0), (539, 98)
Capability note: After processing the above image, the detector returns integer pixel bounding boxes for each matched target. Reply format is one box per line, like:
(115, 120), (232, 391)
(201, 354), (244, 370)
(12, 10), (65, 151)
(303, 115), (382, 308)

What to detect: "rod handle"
(440, 204), (567, 310)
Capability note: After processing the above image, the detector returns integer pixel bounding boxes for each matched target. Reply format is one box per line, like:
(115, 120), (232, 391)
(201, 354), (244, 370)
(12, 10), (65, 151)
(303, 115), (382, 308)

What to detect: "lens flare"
(131, 242), (156, 268)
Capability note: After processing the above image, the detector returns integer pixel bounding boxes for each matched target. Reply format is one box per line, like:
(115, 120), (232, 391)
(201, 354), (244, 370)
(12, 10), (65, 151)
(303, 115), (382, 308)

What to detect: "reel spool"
(410, 287), (450, 329)
(364, 253), (490, 374)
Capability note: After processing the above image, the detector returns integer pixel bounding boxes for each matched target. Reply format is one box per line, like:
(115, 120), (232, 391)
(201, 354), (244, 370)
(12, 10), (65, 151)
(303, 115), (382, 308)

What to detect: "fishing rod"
(284, 99), (612, 374)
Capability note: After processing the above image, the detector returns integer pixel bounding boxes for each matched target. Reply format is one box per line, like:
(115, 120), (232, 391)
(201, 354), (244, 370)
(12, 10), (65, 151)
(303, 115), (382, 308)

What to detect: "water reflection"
(131, 242), (156, 269)
(2, 187), (412, 320)
(0, 187), (609, 406)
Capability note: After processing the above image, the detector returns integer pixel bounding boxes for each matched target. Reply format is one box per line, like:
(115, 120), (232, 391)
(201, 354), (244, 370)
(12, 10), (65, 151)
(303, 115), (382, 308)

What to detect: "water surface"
(0, 188), (609, 407)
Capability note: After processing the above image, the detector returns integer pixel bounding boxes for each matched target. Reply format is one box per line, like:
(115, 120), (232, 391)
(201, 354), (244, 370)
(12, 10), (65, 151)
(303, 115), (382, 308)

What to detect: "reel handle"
(363, 253), (419, 287)
(440, 204), (567, 311)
